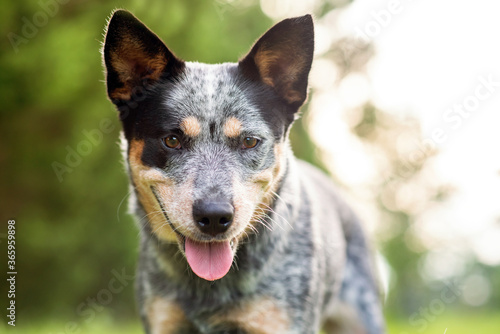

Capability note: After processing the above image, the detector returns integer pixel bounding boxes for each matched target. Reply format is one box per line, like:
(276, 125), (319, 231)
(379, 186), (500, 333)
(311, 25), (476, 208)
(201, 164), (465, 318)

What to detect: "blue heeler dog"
(102, 9), (385, 334)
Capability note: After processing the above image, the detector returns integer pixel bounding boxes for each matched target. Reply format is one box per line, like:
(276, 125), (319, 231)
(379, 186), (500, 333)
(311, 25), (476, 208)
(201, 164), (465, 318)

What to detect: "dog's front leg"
(143, 296), (198, 334)
(206, 297), (295, 334)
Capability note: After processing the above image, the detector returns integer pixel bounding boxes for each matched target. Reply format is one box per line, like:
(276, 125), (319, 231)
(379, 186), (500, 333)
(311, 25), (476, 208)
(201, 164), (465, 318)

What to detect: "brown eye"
(163, 135), (181, 149)
(242, 137), (259, 149)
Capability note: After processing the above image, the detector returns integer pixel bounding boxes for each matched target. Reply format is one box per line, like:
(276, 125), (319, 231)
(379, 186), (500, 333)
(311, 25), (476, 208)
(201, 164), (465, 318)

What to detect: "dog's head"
(103, 10), (314, 281)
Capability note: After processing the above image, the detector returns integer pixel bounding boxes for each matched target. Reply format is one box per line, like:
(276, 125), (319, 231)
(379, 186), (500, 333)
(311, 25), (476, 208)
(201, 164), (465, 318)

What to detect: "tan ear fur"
(103, 10), (183, 102)
(239, 15), (314, 107)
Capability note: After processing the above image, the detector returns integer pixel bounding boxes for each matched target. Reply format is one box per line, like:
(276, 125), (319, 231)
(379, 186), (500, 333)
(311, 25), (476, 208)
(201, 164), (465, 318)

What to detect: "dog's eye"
(163, 135), (181, 149)
(242, 137), (259, 149)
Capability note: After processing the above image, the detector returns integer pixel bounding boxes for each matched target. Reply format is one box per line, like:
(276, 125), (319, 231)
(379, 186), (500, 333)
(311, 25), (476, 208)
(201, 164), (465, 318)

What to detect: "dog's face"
(103, 10), (314, 281)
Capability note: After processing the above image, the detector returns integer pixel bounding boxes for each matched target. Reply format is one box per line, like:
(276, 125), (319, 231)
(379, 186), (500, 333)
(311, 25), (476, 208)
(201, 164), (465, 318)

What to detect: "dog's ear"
(103, 10), (184, 102)
(239, 15), (314, 108)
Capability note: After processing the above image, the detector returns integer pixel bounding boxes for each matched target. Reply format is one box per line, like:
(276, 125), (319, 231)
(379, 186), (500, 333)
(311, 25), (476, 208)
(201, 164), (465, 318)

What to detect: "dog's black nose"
(193, 200), (234, 237)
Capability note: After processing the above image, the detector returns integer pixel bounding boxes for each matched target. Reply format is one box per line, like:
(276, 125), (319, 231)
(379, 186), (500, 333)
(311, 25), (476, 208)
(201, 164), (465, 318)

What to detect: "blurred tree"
(0, 0), (272, 322)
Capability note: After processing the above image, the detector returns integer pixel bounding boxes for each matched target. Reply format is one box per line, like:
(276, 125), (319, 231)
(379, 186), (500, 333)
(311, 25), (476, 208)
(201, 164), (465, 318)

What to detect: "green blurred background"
(1, 0), (499, 333)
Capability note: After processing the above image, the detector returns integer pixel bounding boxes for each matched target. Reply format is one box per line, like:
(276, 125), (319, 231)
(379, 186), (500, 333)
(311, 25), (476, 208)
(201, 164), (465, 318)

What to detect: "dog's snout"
(193, 200), (234, 236)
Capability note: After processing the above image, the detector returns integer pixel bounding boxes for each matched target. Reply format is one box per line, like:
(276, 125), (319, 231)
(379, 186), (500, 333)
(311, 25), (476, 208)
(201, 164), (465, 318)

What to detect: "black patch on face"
(116, 73), (184, 141)
(118, 67), (291, 188)
(140, 137), (169, 170)
(105, 11), (313, 189)
(120, 82), (189, 172)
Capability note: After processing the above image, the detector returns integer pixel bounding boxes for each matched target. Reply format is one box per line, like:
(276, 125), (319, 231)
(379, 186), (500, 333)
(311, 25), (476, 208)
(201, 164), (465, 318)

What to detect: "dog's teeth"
(230, 240), (234, 247)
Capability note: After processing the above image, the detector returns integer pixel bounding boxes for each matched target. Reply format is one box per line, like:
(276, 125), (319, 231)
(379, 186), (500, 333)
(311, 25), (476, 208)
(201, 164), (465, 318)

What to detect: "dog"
(102, 9), (385, 334)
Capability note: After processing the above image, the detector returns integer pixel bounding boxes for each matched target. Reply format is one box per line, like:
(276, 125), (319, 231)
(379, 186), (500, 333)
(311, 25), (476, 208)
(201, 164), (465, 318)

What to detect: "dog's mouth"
(151, 186), (238, 281)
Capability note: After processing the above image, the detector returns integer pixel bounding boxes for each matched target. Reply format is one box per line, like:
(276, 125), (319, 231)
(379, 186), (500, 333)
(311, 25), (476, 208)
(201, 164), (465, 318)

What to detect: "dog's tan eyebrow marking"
(180, 116), (201, 137)
(223, 117), (242, 138)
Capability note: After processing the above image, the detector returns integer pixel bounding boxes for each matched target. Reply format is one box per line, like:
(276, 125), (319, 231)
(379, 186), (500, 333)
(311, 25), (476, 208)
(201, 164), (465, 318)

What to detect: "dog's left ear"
(239, 15), (314, 108)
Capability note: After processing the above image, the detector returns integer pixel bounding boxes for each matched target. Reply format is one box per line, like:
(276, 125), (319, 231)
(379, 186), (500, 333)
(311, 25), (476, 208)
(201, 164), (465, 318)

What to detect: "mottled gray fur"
(129, 61), (385, 334)
(104, 10), (385, 334)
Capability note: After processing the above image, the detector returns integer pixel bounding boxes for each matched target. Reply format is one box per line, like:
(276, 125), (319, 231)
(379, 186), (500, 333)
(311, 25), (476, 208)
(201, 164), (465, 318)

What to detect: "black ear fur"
(103, 10), (184, 102)
(239, 15), (314, 108)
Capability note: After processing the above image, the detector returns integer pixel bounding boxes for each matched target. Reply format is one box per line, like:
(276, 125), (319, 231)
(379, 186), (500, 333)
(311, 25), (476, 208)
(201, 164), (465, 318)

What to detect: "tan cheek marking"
(248, 143), (287, 233)
(147, 297), (188, 334)
(155, 177), (197, 238)
(252, 143), (286, 205)
(231, 143), (287, 239)
(232, 176), (261, 240)
(180, 116), (201, 137)
(223, 117), (242, 138)
(209, 297), (289, 333)
(128, 140), (177, 242)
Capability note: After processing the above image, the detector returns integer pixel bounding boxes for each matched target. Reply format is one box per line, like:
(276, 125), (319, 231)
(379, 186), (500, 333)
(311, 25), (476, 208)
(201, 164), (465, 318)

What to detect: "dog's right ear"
(239, 15), (314, 109)
(103, 10), (184, 102)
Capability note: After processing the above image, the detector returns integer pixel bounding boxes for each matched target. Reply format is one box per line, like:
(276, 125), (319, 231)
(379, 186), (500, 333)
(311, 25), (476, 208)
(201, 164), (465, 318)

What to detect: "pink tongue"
(185, 239), (233, 281)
